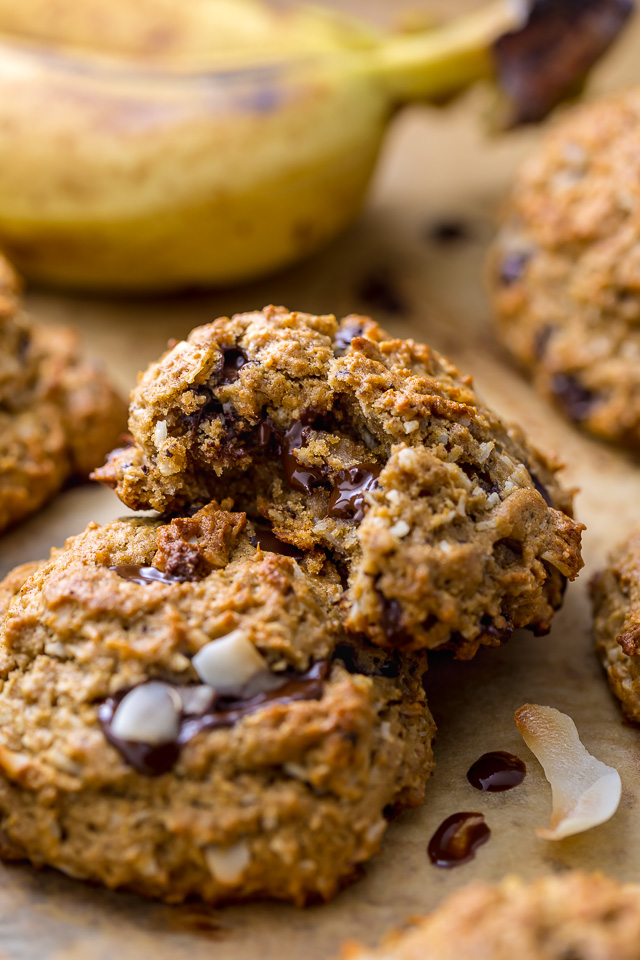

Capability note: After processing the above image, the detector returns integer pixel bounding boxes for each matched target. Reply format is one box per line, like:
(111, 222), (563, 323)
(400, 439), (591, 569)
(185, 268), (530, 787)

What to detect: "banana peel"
(0, 0), (633, 292)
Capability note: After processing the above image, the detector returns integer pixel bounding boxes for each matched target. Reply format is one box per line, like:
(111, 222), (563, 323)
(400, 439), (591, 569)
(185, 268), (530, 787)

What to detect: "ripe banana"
(0, 0), (632, 291)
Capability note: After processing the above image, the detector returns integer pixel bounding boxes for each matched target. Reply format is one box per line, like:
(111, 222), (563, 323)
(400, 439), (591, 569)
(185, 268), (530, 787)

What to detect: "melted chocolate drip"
(327, 465), (381, 522)
(249, 523), (305, 559)
(277, 412), (327, 494)
(100, 661), (331, 776)
(428, 812), (491, 868)
(220, 347), (249, 384)
(110, 564), (184, 586)
(466, 751), (526, 792)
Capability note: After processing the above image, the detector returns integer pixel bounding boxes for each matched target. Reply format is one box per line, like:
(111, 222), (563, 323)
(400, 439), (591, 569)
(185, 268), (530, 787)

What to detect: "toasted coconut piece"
(514, 703), (621, 840)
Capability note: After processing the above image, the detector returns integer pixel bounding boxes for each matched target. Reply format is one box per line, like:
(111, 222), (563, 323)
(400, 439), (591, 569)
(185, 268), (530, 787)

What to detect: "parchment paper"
(1, 6), (640, 957)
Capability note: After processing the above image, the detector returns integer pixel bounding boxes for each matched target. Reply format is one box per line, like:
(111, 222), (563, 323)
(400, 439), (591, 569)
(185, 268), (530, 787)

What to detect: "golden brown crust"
(341, 872), (640, 960)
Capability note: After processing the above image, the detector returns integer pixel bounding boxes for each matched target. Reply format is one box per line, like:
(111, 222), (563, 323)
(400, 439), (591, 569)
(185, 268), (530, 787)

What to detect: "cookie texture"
(0, 504), (434, 905)
(490, 88), (640, 447)
(591, 527), (640, 721)
(0, 253), (126, 533)
(340, 872), (640, 960)
(94, 306), (583, 657)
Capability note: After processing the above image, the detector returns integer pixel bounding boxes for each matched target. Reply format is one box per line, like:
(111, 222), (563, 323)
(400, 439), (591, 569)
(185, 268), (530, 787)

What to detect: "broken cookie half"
(95, 306), (583, 657)
(0, 504), (434, 905)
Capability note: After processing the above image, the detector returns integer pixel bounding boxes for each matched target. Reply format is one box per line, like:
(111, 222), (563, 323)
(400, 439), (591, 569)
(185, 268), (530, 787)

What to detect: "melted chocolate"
(99, 661), (330, 776)
(428, 812), (491, 868)
(550, 373), (596, 421)
(467, 751), (526, 792)
(220, 347), (249, 384)
(327, 465), (381, 523)
(277, 411), (327, 494)
(110, 564), (184, 586)
(249, 523), (305, 559)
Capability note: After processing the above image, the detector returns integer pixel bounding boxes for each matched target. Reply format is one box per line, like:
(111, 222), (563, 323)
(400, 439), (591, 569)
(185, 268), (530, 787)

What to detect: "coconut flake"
(205, 841), (251, 885)
(111, 683), (181, 745)
(192, 630), (271, 696)
(514, 703), (621, 840)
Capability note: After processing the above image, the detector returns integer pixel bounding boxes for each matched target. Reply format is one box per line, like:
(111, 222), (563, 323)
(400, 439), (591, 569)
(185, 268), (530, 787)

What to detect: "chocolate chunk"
(358, 272), (407, 316)
(426, 219), (471, 245)
(333, 322), (365, 356)
(220, 347), (249, 384)
(110, 564), (184, 586)
(377, 591), (414, 647)
(99, 661), (331, 776)
(499, 251), (530, 285)
(493, 0), (633, 126)
(550, 372), (597, 421)
(460, 463), (500, 497)
(334, 643), (401, 679)
(327, 464), (381, 523)
(249, 522), (305, 559)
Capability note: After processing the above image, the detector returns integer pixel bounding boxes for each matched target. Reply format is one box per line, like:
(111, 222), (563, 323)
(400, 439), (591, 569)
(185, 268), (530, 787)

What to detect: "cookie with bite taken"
(95, 306), (583, 658)
(0, 503), (434, 905)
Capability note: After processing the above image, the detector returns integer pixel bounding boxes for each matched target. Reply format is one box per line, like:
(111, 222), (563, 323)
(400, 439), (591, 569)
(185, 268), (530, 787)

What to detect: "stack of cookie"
(0, 300), (584, 905)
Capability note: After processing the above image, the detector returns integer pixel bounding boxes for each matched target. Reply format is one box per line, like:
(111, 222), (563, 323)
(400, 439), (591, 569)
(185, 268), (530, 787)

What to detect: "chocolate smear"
(100, 660), (331, 776)
(220, 346), (249, 384)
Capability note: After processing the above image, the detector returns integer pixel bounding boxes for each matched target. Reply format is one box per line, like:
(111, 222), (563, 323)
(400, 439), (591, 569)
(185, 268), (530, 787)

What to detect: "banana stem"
(365, 0), (527, 104)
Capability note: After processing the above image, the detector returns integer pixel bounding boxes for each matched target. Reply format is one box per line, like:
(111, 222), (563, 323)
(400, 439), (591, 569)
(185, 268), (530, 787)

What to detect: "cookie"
(0, 503), (435, 905)
(94, 306), (583, 658)
(0, 253), (126, 533)
(490, 88), (640, 448)
(340, 872), (640, 960)
(591, 527), (640, 722)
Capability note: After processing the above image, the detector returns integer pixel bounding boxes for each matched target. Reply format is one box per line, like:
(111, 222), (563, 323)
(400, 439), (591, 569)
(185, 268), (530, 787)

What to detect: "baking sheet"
(2, 9), (640, 958)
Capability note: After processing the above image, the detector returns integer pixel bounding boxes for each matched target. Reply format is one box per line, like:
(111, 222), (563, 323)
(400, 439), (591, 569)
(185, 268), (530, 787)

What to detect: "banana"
(0, 0), (632, 291)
